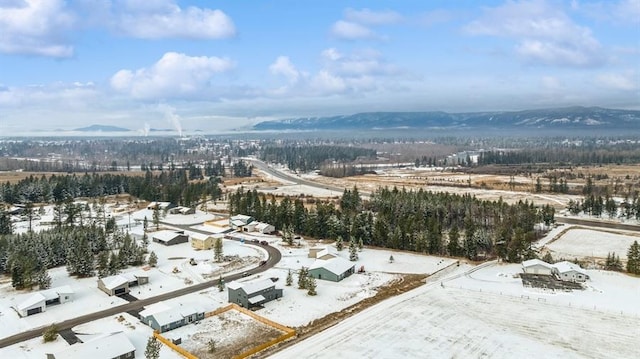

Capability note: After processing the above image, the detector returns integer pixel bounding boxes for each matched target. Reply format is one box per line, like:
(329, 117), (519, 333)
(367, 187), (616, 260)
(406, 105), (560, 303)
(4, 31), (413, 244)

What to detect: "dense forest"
(0, 171), (221, 207)
(228, 187), (554, 262)
(476, 147), (640, 166)
(260, 145), (377, 172)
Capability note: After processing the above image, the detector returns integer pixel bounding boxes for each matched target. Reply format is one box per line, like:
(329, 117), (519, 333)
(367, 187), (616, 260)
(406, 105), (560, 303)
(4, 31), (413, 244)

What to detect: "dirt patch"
(255, 273), (428, 358)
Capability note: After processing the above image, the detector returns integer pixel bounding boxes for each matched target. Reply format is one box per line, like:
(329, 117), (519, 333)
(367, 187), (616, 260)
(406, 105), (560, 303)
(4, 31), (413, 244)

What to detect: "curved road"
(0, 230), (281, 348)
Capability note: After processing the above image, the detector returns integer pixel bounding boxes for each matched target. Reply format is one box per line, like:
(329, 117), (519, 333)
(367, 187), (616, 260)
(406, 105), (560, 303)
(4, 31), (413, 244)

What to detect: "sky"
(0, 0), (639, 134)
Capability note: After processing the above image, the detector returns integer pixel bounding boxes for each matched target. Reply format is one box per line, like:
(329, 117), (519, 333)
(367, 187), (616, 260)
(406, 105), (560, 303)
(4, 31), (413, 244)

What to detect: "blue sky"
(0, 0), (638, 134)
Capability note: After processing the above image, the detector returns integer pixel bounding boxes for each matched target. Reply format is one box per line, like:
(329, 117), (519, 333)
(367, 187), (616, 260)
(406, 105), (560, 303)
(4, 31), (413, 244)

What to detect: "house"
(139, 303), (205, 333)
(522, 259), (557, 276)
(309, 256), (355, 282)
(169, 206), (195, 215)
(98, 272), (149, 296)
(254, 222), (275, 234)
(46, 331), (135, 359)
(553, 261), (589, 282)
(227, 278), (283, 308)
(191, 233), (221, 250)
(14, 285), (75, 317)
(229, 214), (254, 231)
(152, 230), (189, 245)
(147, 201), (175, 211)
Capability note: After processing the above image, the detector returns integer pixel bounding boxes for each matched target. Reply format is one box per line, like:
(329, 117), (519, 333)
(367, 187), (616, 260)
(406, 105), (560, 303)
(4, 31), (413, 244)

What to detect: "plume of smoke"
(143, 122), (150, 137)
(158, 104), (182, 137)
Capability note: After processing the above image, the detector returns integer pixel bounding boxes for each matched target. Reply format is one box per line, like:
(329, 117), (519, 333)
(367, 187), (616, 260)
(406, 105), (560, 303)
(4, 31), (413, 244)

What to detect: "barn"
(522, 259), (556, 276)
(152, 230), (189, 246)
(309, 256), (355, 282)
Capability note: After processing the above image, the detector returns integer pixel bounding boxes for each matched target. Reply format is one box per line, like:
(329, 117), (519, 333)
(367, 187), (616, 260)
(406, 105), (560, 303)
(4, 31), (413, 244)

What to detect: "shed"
(46, 331), (135, 359)
(553, 261), (589, 282)
(227, 278), (283, 308)
(309, 256), (355, 282)
(522, 259), (556, 276)
(152, 230), (189, 246)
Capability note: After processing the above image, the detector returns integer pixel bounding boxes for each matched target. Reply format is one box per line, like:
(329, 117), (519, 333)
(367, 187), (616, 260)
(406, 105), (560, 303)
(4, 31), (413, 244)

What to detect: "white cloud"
(596, 72), (638, 90)
(577, 0), (640, 25)
(541, 75), (562, 90)
(115, 0), (235, 39)
(464, 0), (604, 67)
(321, 48), (343, 61)
(110, 52), (235, 99)
(269, 56), (301, 83)
(344, 8), (402, 25)
(331, 20), (375, 40)
(0, 0), (75, 57)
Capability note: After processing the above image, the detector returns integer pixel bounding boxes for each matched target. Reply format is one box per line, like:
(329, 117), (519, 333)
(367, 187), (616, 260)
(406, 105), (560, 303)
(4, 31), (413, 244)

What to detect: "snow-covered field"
(545, 228), (640, 261)
(274, 263), (640, 359)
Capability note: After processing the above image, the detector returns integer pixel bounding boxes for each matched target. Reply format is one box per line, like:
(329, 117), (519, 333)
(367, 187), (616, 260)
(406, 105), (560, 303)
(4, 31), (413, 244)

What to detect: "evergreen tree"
(97, 251), (109, 277)
(447, 226), (460, 256)
(335, 236), (343, 251)
(389, 255), (394, 263)
(152, 206), (160, 230)
(143, 216), (148, 231)
(358, 238), (363, 252)
(214, 238), (224, 262)
(43, 325), (58, 342)
(298, 267), (309, 289)
(207, 339), (216, 353)
(542, 252), (554, 264)
(626, 241), (640, 274)
(144, 336), (161, 359)
(286, 269), (293, 286)
(217, 275), (224, 292)
(36, 267), (51, 290)
(148, 251), (158, 267)
(0, 207), (13, 235)
(349, 237), (359, 261)
(307, 275), (317, 296)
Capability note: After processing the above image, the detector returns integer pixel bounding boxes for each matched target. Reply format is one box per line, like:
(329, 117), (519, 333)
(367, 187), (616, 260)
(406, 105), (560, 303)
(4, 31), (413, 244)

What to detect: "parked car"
(260, 240), (269, 245)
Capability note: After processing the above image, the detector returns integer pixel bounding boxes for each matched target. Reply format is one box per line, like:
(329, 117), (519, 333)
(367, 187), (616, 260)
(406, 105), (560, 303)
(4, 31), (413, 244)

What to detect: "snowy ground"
(273, 262), (640, 359)
(545, 227), (640, 261)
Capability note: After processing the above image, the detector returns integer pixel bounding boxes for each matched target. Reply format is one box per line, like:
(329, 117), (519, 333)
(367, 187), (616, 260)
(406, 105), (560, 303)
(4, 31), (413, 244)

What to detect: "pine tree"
(358, 238), (363, 252)
(286, 269), (293, 286)
(43, 324), (58, 342)
(389, 255), (394, 263)
(152, 206), (160, 230)
(148, 251), (158, 267)
(447, 226), (460, 256)
(349, 238), (359, 261)
(335, 236), (343, 251)
(217, 275), (224, 292)
(145, 336), (161, 359)
(298, 267), (308, 289)
(143, 216), (148, 231)
(36, 267), (51, 290)
(627, 241), (640, 274)
(214, 237), (223, 262)
(307, 275), (317, 296)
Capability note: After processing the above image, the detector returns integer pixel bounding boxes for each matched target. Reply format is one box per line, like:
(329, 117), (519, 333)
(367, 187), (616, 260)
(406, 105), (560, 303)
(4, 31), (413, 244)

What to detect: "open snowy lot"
(545, 227), (640, 261)
(274, 263), (640, 359)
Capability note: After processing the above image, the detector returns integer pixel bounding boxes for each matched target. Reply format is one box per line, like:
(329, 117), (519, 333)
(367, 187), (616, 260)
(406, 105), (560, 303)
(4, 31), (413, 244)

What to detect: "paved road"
(556, 216), (640, 231)
(0, 234), (281, 349)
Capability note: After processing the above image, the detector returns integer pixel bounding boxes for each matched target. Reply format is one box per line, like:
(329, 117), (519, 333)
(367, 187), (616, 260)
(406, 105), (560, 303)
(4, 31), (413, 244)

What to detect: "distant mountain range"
(74, 124), (131, 132)
(252, 107), (640, 131)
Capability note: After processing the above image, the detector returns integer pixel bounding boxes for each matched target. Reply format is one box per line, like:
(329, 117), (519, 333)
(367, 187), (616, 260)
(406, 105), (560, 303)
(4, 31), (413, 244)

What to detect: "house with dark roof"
(227, 278), (283, 308)
(309, 256), (355, 282)
(152, 230), (189, 245)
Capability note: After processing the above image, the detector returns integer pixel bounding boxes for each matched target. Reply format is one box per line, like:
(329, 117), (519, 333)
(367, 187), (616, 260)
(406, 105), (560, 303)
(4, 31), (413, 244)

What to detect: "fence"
(153, 331), (198, 359)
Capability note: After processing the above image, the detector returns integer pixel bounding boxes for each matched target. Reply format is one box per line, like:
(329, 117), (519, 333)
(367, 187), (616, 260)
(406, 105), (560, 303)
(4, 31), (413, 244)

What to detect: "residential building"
(227, 278), (283, 308)
(147, 201), (175, 211)
(139, 303), (205, 333)
(522, 259), (557, 276)
(14, 285), (74, 317)
(229, 214), (254, 231)
(309, 256), (355, 282)
(98, 272), (149, 296)
(191, 233), (220, 250)
(46, 332), (135, 359)
(169, 206), (195, 215)
(152, 230), (189, 245)
(554, 261), (589, 282)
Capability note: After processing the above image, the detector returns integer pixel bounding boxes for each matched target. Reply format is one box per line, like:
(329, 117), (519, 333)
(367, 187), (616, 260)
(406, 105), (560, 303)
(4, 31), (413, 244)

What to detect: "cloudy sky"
(0, 0), (638, 134)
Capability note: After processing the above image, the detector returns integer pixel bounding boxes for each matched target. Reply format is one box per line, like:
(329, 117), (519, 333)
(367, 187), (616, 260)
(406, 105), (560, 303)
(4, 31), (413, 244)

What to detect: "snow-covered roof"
(139, 302), (171, 318)
(522, 259), (554, 269)
(231, 219), (247, 227)
(153, 230), (185, 242)
(255, 222), (273, 230)
(310, 256), (355, 276)
(148, 305), (204, 326)
(227, 278), (274, 295)
(16, 293), (46, 311)
(41, 285), (74, 300)
(249, 295), (266, 304)
(49, 331), (135, 359)
(191, 233), (212, 241)
(553, 261), (587, 275)
(230, 214), (253, 224)
(100, 275), (129, 290)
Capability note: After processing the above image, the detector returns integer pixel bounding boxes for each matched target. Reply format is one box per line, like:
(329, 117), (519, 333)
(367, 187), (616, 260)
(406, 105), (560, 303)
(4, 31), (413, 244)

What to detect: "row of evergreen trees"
(0, 170), (221, 206)
(260, 145), (377, 172)
(229, 187), (551, 262)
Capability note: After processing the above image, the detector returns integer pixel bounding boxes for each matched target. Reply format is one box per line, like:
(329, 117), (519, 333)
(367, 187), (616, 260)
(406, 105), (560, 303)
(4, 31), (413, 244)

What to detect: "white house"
(522, 259), (556, 276)
(98, 272), (149, 296)
(46, 331), (135, 359)
(553, 261), (589, 282)
(309, 256), (355, 282)
(14, 285), (75, 317)
(229, 214), (254, 231)
(254, 222), (275, 234)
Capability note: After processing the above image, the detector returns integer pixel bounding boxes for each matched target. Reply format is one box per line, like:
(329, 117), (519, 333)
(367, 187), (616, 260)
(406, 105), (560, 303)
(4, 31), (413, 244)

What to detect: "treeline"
(319, 164), (375, 178)
(0, 225), (146, 289)
(0, 171), (221, 206)
(477, 147), (640, 166)
(229, 187), (554, 262)
(260, 145), (377, 172)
